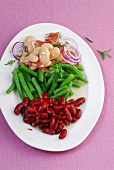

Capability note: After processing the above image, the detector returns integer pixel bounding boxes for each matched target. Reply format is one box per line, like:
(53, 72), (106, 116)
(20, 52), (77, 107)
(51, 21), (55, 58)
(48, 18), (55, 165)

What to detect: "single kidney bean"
(53, 100), (59, 106)
(56, 127), (62, 134)
(14, 103), (23, 115)
(66, 99), (75, 105)
(54, 115), (62, 120)
(76, 109), (81, 119)
(42, 128), (50, 134)
(53, 105), (60, 114)
(54, 122), (59, 131)
(69, 105), (76, 115)
(58, 110), (64, 115)
(49, 98), (55, 104)
(64, 119), (71, 125)
(37, 105), (46, 112)
(40, 112), (48, 119)
(57, 120), (64, 125)
(39, 123), (49, 129)
(26, 105), (36, 113)
(24, 113), (36, 118)
(75, 97), (85, 107)
(22, 97), (29, 107)
(71, 116), (77, 123)
(23, 117), (35, 124)
(60, 96), (66, 105)
(59, 129), (67, 139)
(40, 119), (50, 123)
(46, 107), (54, 115)
(29, 100), (36, 109)
(64, 107), (72, 122)
(50, 117), (55, 129)
(49, 129), (55, 135)
(32, 116), (41, 127)
(42, 92), (49, 99)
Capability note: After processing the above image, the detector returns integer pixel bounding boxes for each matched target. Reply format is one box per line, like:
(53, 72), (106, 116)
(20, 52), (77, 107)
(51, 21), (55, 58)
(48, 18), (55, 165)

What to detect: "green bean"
(44, 72), (52, 77)
(76, 65), (84, 71)
(65, 82), (73, 99)
(46, 72), (55, 88)
(22, 87), (27, 98)
(60, 72), (69, 78)
(48, 72), (59, 96)
(19, 64), (38, 78)
(37, 68), (44, 82)
(72, 81), (81, 88)
(50, 88), (70, 99)
(68, 64), (83, 76)
(57, 78), (65, 82)
(54, 86), (68, 94)
(69, 90), (74, 97)
(6, 81), (15, 94)
(75, 76), (88, 84)
(59, 74), (74, 88)
(13, 69), (23, 99)
(31, 77), (42, 98)
(27, 81), (36, 93)
(22, 71), (31, 82)
(18, 72), (34, 100)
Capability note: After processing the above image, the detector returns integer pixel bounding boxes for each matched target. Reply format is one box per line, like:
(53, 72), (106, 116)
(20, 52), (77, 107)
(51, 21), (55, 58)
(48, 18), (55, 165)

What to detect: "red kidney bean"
(26, 105), (36, 113)
(71, 116), (77, 123)
(32, 116), (41, 127)
(42, 128), (50, 134)
(22, 97), (29, 107)
(14, 103), (23, 115)
(69, 105), (76, 115)
(66, 99), (75, 105)
(53, 105), (60, 114)
(39, 123), (49, 129)
(37, 105), (46, 112)
(54, 115), (62, 120)
(57, 120), (64, 125)
(75, 97), (85, 107)
(56, 127), (62, 134)
(58, 110), (64, 115)
(60, 96), (66, 104)
(59, 129), (67, 139)
(54, 122), (59, 131)
(40, 112), (48, 119)
(50, 117), (55, 129)
(46, 107), (54, 115)
(49, 98), (55, 104)
(76, 109), (81, 119)
(64, 119), (71, 125)
(42, 92), (49, 99)
(59, 124), (64, 130)
(23, 117), (35, 124)
(53, 100), (59, 106)
(24, 113), (36, 118)
(49, 129), (55, 135)
(41, 119), (50, 123)
(64, 107), (72, 122)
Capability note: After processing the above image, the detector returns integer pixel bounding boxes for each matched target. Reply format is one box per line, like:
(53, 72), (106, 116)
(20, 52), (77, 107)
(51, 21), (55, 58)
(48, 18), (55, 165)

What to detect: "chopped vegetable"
(97, 49), (112, 60)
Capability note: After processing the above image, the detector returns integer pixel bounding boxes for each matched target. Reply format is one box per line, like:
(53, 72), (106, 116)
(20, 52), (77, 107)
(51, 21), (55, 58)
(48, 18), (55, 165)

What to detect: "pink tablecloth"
(0, 0), (114, 169)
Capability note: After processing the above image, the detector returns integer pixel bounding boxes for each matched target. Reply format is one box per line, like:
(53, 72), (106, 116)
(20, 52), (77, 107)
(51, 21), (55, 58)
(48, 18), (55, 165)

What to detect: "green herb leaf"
(85, 37), (93, 43)
(53, 44), (66, 48)
(5, 60), (16, 66)
(24, 53), (30, 57)
(97, 48), (112, 60)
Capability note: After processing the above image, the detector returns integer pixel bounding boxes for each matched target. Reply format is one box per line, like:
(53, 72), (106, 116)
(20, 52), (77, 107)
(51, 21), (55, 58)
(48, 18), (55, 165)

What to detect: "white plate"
(0, 23), (104, 151)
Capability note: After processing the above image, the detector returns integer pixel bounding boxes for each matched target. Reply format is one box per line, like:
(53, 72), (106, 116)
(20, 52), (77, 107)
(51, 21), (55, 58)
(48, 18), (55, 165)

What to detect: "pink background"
(0, 0), (114, 169)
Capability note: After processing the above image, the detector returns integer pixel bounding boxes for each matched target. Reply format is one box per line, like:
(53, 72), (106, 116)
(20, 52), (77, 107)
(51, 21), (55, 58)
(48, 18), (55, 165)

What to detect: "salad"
(6, 32), (88, 139)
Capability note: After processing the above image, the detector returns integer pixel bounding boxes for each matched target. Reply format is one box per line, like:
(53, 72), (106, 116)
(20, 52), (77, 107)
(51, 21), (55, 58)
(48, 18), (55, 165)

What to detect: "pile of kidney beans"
(14, 92), (85, 139)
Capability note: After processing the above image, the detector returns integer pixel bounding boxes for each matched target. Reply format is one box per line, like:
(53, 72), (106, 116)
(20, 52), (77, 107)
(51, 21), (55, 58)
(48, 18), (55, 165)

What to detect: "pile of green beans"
(6, 62), (88, 100)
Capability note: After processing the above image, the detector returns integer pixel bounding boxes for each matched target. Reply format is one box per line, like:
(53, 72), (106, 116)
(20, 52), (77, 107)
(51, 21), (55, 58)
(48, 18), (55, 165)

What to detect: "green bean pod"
(37, 68), (44, 82)
(32, 77), (42, 98)
(18, 72), (34, 100)
(19, 64), (38, 78)
(59, 74), (74, 88)
(6, 81), (15, 94)
(50, 88), (70, 99)
(13, 69), (23, 99)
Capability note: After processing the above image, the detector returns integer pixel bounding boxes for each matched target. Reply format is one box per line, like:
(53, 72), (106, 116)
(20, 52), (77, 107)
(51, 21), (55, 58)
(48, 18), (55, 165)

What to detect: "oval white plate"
(0, 23), (104, 151)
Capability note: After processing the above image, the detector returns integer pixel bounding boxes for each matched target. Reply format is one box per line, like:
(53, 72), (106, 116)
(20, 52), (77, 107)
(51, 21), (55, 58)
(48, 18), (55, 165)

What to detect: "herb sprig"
(97, 49), (112, 60)
(85, 36), (93, 43)
(5, 60), (16, 66)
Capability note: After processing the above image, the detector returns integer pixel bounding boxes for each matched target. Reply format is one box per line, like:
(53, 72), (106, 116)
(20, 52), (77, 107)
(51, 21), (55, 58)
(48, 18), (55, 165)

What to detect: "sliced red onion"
(61, 44), (81, 64)
(60, 54), (80, 65)
(59, 36), (78, 49)
(12, 41), (24, 60)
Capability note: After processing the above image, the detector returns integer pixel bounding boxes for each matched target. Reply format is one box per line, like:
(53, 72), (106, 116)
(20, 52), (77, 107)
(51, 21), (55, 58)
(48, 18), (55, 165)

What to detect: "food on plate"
(6, 32), (88, 139)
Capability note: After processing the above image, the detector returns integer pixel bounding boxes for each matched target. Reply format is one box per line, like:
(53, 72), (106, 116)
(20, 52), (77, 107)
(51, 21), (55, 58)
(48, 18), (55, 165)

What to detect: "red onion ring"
(12, 41), (24, 60)
(59, 36), (78, 49)
(60, 54), (80, 65)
